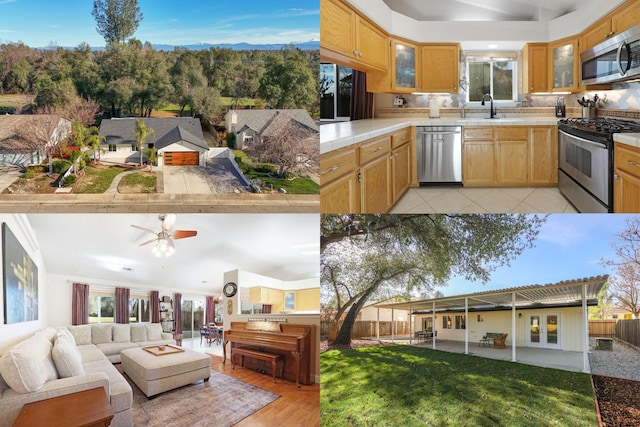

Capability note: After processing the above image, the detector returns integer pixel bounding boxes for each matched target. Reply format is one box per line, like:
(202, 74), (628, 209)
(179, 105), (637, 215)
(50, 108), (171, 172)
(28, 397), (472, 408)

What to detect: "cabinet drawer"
(360, 136), (391, 164)
(391, 129), (411, 149)
(320, 148), (357, 185)
(497, 127), (528, 141)
(615, 143), (640, 178)
(463, 127), (494, 140)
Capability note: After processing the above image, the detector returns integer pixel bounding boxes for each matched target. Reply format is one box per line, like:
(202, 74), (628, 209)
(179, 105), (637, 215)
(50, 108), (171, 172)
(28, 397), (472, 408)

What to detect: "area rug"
(118, 366), (280, 426)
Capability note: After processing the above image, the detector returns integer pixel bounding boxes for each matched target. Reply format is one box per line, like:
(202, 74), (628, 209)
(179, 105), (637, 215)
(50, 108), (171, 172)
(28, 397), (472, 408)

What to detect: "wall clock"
(223, 282), (237, 297)
(227, 299), (233, 315)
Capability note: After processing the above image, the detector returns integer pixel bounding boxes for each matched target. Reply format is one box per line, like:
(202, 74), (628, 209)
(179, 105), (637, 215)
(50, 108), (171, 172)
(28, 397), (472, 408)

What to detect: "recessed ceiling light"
(122, 267), (134, 272)
(488, 44), (498, 49)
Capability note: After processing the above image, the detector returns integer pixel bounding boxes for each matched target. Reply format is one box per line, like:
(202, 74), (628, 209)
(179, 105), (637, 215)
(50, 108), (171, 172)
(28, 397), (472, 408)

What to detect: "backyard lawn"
(321, 345), (597, 426)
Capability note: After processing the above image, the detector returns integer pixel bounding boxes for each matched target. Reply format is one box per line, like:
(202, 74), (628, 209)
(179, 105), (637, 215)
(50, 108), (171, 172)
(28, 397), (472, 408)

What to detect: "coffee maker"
(555, 96), (566, 118)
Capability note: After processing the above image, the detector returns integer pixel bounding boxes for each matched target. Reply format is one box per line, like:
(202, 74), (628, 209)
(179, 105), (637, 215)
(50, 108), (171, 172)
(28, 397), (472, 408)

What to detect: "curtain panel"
(350, 69), (374, 121)
(150, 291), (160, 323)
(71, 283), (89, 325)
(205, 296), (215, 324)
(115, 287), (130, 323)
(174, 293), (182, 334)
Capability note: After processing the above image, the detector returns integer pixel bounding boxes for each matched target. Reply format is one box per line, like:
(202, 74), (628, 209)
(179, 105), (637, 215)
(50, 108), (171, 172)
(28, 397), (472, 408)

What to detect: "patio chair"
(493, 333), (508, 349)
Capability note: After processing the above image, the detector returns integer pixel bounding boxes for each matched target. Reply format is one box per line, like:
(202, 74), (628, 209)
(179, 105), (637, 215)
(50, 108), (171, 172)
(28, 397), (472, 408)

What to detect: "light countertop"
(614, 133), (640, 149)
(321, 117), (562, 154)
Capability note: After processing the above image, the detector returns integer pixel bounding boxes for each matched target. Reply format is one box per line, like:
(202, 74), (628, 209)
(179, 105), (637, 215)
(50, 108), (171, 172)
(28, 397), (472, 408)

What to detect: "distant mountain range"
(42, 40), (320, 51)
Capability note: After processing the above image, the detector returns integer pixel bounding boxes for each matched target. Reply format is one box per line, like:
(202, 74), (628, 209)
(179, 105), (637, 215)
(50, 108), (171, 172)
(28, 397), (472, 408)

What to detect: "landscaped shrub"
(226, 133), (236, 149)
(254, 163), (278, 174)
(24, 169), (38, 179)
(62, 174), (76, 187)
(52, 159), (71, 174)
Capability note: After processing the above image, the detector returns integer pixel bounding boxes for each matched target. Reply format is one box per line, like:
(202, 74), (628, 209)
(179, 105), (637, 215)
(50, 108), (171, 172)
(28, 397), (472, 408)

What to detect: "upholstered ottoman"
(120, 347), (211, 397)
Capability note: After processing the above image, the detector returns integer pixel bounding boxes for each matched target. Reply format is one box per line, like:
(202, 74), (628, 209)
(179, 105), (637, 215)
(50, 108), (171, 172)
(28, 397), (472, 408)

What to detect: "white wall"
(0, 215), (49, 353)
(359, 306), (408, 322)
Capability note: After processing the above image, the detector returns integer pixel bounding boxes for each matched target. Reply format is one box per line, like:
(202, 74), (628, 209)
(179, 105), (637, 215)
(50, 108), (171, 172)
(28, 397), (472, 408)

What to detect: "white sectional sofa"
(0, 323), (176, 427)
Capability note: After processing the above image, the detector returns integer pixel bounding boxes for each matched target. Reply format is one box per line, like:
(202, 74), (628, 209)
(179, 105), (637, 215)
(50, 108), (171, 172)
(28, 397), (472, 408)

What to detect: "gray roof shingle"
(99, 117), (206, 150)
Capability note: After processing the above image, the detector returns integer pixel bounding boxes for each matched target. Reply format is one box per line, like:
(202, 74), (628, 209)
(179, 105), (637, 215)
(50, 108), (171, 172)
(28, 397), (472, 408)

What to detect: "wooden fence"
(616, 319), (640, 348)
(321, 320), (410, 340)
(588, 320), (617, 337)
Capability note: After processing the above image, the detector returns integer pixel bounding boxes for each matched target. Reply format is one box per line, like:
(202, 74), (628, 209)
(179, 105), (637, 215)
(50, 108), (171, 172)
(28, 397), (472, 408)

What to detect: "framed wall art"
(2, 222), (38, 324)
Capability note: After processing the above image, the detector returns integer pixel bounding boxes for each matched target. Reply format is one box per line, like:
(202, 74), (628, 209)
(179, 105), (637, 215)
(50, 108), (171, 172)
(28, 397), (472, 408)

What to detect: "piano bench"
(232, 348), (284, 383)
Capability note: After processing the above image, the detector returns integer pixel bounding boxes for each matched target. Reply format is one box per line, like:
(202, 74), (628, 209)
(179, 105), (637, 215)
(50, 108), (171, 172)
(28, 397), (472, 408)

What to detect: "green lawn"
(321, 345), (597, 427)
(73, 166), (128, 194)
(118, 172), (157, 193)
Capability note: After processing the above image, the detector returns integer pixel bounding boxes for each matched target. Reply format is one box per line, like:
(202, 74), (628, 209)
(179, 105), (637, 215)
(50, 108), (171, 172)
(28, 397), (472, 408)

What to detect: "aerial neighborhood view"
(0, 0), (320, 212)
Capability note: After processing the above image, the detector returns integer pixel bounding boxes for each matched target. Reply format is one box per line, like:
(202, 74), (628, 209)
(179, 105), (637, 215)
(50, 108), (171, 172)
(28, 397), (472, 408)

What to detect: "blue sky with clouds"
(0, 0), (319, 47)
(442, 214), (635, 296)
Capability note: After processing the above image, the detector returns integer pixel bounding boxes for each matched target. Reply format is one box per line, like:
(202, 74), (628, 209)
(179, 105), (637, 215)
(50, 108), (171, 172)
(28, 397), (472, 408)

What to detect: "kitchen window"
(320, 62), (352, 121)
(466, 54), (517, 103)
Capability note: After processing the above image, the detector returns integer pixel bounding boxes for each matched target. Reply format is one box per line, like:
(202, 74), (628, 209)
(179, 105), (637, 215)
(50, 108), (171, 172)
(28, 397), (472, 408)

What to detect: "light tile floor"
(391, 186), (579, 213)
(180, 337), (224, 357)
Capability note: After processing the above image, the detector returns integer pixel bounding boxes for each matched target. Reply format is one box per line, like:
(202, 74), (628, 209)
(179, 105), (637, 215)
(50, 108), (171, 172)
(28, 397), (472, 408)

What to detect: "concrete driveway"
(0, 164), (22, 193)
(161, 160), (247, 194)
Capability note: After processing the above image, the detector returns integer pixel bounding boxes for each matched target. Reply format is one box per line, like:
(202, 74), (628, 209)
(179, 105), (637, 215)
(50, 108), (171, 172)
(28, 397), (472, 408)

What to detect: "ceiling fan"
(131, 214), (197, 257)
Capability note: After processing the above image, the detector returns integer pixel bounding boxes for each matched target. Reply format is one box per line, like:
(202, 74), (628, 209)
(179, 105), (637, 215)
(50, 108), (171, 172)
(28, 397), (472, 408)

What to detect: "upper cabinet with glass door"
(391, 39), (418, 93)
(550, 37), (579, 92)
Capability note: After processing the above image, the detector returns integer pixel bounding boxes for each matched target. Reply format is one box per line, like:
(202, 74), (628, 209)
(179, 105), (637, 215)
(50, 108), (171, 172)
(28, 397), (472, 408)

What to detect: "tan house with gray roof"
(0, 115), (71, 166)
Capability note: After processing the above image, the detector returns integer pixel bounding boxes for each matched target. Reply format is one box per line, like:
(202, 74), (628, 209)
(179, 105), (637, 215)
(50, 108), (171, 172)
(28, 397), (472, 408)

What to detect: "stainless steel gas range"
(558, 117), (640, 213)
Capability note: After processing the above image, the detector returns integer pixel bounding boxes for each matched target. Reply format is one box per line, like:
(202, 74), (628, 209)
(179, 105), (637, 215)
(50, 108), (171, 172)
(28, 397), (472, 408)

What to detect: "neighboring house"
(0, 115), (71, 167)
(377, 276), (608, 372)
(225, 109), (318, 150)
(603, 306), (636, 320)
(98, 117), (209, 167)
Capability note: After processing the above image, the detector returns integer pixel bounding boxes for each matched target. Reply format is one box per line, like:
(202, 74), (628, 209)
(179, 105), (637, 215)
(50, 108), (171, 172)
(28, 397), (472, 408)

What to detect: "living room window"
(129, 297), (151, 323)
(89, 294), (115, 323)
(108, 144), (117, 152)
(320, 62), (352, 121)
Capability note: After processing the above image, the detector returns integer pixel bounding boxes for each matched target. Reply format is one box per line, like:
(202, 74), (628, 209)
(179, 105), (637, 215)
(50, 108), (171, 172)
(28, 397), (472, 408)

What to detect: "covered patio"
(374, 276), (608, 373)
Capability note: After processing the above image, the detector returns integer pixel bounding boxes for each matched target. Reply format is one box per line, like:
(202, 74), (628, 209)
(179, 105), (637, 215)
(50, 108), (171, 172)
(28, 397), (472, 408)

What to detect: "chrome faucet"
(481, 93), (496, 119)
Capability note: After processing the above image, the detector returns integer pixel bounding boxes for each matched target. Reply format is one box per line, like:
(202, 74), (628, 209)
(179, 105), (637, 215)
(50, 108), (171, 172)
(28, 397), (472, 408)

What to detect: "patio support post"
(464, 298), (469, 354)
(409, 305), (413, 345)
(432, 301), (436, 349)
(376, 308), (380, 341)
(511, 292), (517, 362)
(582, 283), (589, 373)
(391, 307), (395, 343)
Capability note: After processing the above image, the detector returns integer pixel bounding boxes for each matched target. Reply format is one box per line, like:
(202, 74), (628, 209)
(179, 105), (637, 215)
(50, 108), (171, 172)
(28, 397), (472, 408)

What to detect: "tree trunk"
(332, 281), (380, 346)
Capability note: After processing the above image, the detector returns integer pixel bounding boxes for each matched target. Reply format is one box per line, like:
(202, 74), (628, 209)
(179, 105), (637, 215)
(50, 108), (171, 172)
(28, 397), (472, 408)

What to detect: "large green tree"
(92, 0), (143, 45)
(258, 49), (316, 109)
(321, 214), (546, 346)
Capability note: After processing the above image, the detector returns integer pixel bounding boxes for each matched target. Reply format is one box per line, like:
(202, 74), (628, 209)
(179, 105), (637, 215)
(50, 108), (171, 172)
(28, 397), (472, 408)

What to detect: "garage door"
(164, 152), (199, 166)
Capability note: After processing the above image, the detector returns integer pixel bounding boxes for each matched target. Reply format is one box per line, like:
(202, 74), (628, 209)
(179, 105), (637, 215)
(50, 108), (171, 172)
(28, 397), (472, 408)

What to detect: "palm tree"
(132, 119), (154, 166)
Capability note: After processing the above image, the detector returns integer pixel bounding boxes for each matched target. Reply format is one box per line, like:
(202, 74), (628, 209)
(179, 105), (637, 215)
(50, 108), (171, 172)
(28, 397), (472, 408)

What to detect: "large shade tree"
(92, 0), (143, 45)
(602, 216), (640, 318)
(321, 214), (546, 346)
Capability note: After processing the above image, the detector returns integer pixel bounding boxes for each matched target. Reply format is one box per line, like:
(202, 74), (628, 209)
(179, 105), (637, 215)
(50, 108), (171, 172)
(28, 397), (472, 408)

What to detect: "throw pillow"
(130, 324), (148, 342)
(52, 336), (85, 378)
(91, 324), (113, 344)
(56, 328), (76, 346)
(0, 335), (57, 394)
(112, 324), (131, 343)
(67, 325), (92, 345)
(146, 323), (163, 341)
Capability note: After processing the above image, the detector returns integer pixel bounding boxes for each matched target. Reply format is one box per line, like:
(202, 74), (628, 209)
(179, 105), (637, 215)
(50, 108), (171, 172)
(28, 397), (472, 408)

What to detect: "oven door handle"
(559, 130), (607, 149)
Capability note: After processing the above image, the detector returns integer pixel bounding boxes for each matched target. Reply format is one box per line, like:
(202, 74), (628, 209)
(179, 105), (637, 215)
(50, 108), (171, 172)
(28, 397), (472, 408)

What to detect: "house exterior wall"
(414, 306), (585, 351)
(101, 144), (144, 164)
(359, 307), (409, 322)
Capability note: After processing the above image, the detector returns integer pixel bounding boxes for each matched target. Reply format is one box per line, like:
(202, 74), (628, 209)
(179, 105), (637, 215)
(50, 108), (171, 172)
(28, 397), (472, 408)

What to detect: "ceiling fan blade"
(172, 230), (197, 240)
(139, 238), (158, 246)
(131, 225), (157, 235)
(162, 214), (177, 232)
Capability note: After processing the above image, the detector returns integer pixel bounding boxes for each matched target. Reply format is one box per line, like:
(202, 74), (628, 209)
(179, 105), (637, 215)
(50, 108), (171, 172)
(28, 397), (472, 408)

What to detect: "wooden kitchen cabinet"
(549, 36), (579, 92)
(580, 0), (640, 52)
(320, 146), (359, 213)
(496, 127), (528, 185)
(360, 136), (392, 213)
(295, 288), (320, 312)
(391, 38), (418, 92)
(614, 142), (640, 213)
(522, 43), (549, 93)
(320, 0), (388, 72)
(529, 127), (558, 185)
(463, 126), (558, 187)
(390, 130), (411, 203)
(420, 44), (460, 93)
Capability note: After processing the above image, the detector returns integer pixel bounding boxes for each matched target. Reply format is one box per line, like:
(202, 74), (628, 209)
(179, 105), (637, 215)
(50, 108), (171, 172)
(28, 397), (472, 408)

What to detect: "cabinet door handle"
(628, 160), (640, 168)
(614, 174), (619, 180)
(374, 146), (384, 152)
(321, 165), (339, 175)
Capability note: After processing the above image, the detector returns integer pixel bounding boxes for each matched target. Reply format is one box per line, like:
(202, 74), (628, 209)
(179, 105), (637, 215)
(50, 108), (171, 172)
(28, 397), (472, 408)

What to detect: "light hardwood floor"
(210, 354), (320, 427)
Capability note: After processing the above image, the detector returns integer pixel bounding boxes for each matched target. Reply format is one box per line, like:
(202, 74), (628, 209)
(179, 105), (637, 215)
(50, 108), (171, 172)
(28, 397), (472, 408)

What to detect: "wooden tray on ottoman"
(142, 344), (185, 356)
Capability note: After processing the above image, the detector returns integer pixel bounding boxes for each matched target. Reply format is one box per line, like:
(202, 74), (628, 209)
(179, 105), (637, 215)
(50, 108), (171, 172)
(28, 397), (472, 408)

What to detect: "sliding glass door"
(181, 298), (205, 339)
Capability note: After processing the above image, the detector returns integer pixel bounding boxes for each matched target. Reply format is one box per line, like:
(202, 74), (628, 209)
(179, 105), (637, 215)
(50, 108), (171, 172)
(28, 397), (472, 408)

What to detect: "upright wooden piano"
(223, 322), (314, 389)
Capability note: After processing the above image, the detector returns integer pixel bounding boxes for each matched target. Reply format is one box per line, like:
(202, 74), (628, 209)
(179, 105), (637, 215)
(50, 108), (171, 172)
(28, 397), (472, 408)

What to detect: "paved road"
(0, 164), (22, 193)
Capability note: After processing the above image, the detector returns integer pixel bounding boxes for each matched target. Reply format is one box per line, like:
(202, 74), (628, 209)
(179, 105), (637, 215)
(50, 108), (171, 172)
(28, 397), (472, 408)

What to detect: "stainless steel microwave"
(581, 22), (640, 85)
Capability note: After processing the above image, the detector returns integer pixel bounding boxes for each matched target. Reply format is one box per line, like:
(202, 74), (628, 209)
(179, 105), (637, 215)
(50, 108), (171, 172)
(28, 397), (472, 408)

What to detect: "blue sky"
(0, 0), (319, 47)
(441, 214), (636, 297)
